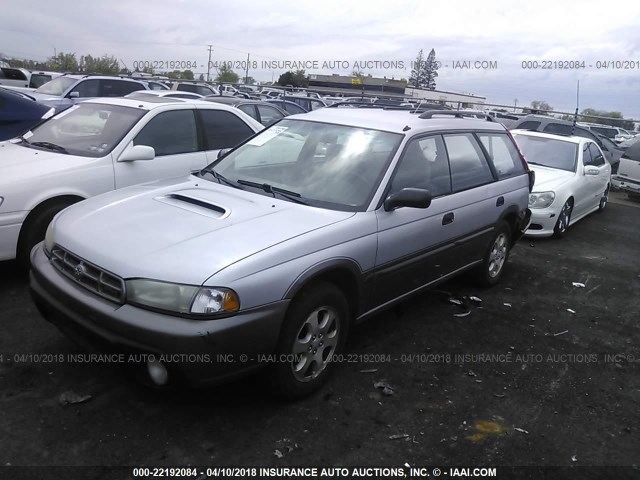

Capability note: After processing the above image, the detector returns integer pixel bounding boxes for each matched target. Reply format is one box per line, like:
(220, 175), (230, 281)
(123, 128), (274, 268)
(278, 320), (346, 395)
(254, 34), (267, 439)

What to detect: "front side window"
(237, 104), (258, 121)
(390, 135), (451, 197)
(588, 143), (605, 166)
(199, 109), (255, 150)
(513, 134), (578, 172)
(582, 143), (594, 166)
(478, 133), (525, 178)
(256, 105), (284, 126)
(69, 79), (100, 97)
(24, 103), (145, 157)
(134, 110), (198, 156)
(443, 133), (494, 191)
(209, 119), (402, 210)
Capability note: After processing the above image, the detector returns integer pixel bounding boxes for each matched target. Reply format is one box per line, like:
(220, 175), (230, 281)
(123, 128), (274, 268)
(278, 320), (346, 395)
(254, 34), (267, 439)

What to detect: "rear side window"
(199, 109), (255, 149)
(134, 110), (198, 156)
(443, 133), (495, 192)
(101, 80), (144, 97)
(543, 123), (572, 135)
(256, 105), (284, 126)
(477, 133), (524, 178)
(517, 121), (541, 130)
(237, 104), (258, 121)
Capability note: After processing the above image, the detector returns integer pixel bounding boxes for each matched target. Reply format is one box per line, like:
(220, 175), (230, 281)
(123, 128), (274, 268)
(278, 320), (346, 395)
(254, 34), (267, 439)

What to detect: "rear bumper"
(512, 208), (532, 242)
(612, 175), (640, 194)
(29, 243), (289, 386)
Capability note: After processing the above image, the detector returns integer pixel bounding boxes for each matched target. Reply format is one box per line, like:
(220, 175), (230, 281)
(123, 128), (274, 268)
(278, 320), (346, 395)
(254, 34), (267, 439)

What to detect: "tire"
(598, 186), (609, 212)
(266, 281), (349, 399)
(16, 203), (69, 270)
(552, 199), (573, 238)
(474, 221), (511, 288)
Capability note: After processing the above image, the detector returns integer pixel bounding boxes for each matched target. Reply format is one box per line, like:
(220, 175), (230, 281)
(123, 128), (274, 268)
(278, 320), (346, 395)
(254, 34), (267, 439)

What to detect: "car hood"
(529, 165), (575, 191)
(53, 177), (355, 285)
(0, 141), (90, 184)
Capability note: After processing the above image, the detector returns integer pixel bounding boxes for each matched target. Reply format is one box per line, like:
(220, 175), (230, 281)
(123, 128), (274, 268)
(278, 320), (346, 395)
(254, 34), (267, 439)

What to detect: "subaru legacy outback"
(30, 108), (532, 398)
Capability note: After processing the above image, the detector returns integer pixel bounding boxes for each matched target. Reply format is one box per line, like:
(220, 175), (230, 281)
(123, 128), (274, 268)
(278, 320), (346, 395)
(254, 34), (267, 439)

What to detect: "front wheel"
(553, 200), (573, 238)
(474, 221), (511, 288)
(266, 281), (349, 399)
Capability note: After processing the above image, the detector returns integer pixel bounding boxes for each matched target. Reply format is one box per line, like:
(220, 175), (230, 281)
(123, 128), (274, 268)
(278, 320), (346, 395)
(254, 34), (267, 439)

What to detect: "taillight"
(506, 130), (535, 192)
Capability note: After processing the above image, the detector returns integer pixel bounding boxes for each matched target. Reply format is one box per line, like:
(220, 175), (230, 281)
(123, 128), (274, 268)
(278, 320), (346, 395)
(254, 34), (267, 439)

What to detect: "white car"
(170, 82), (219, 97)
(511, 130), (611, 237)
(125, 90), (203, 100)
(0, 97), (263, 266)
(612, 143), (640, 199)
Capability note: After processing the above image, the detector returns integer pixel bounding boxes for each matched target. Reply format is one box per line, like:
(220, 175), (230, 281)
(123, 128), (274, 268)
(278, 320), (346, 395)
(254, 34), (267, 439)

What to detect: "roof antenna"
(571, 80), (579, 136)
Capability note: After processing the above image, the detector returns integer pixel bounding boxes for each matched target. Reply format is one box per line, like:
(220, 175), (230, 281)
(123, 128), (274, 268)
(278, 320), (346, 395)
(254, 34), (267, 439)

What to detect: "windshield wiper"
(20, 135), (31, 145)
(236, 179), (309, 205)
(200, 168), (245, 190)
(30, 141), (69, 154)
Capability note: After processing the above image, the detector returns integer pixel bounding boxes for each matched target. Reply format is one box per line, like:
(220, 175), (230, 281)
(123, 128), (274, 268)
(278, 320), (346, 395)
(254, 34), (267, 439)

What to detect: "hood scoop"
(155, 192), (230, 219)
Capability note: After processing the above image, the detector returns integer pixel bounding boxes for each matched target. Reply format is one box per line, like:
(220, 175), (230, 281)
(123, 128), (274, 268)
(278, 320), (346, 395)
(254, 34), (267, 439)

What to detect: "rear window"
(477, 133), (525, 178)
(0, 68), (28, 81)
(516, 121), (541, 130)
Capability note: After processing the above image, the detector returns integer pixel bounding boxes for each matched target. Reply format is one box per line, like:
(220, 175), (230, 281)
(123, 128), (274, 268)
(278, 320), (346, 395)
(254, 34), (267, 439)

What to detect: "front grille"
(50, 246), (125, 304)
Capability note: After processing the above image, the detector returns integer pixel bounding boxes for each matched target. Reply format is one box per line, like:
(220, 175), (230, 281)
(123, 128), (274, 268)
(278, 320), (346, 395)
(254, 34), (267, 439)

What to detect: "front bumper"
(524, 205), (560, 237)
(612, 175), (640, 194)
(29, 244), (289, 386)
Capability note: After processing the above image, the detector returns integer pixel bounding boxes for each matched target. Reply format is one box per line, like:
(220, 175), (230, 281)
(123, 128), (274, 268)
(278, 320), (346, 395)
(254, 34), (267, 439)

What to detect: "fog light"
(147, 358), (168, 386)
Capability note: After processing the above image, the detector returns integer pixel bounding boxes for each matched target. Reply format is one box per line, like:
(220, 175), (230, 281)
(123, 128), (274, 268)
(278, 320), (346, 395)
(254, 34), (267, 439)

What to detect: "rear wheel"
(474, 221), (511, 288)
(553, 200), (572, 238)
(266, 281), (349, 399)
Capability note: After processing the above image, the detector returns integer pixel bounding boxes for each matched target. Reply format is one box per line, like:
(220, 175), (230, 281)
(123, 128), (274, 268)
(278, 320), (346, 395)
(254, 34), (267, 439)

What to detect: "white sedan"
(0, 97), (262, 267)
(511, 130), (611, 237)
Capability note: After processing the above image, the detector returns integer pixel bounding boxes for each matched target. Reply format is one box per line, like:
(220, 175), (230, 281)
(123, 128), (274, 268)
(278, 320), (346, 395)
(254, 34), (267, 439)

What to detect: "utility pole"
(245, 53), (250, 85)
(206, 45), (213, 82)
(514, 98), (518, 112)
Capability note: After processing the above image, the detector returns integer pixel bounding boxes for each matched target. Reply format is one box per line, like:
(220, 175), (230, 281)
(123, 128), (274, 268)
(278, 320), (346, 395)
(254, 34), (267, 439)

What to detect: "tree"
(579, 108), (634, 129)
(530, 100), (554, 112)
(409, 49), (425, 88)
(47, 52), (79, 72)
(277, 70), (308, 87)
(215, 63), (239, 83)
(81, 54), (119, 75)
(198, 73), (205, 81)
(423, 49), (439, 90)
(182, 69), (194, 80)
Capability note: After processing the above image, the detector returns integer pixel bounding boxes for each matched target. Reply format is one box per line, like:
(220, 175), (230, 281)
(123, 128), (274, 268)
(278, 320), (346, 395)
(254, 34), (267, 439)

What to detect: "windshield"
(35, 76), (77, 96)
(24, 103), (146, 157)
(514, 134), (578, 172)
(208, 119), (402, 210)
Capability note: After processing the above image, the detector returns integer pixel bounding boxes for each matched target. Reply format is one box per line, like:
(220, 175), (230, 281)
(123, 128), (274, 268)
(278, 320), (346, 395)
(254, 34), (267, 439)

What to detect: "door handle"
(496, 196), (504, 207)
(442, 212), (454, 225)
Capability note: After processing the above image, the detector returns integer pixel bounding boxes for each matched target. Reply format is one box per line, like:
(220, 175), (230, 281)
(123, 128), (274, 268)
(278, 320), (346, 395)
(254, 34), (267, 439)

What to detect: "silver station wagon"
(30, 108), (533, 398)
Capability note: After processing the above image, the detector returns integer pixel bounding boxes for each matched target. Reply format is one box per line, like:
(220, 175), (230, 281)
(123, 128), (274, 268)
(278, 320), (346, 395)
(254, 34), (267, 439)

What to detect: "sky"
(2, 0), (640, 118)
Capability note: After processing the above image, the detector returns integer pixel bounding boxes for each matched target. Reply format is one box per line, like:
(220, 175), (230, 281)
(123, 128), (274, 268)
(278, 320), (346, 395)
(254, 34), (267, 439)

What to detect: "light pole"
(514, 98), (518, 113)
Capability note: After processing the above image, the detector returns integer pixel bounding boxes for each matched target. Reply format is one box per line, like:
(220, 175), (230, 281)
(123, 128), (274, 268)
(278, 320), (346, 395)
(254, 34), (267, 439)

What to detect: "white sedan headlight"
(528, 191), (555, 209)
(125, 279), (239, 317)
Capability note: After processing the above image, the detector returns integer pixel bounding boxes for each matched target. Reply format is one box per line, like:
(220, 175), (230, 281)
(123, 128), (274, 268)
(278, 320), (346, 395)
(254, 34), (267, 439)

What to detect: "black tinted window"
(237, 104), (258, 120)
(582, 143), (593, 166)
(517, 121), (541, 130)
(588, 143), (605, 166)
(199, 109), (254, 149)
(101, 80), (144, 97)
(134, 110), (198, 156)
(0, 68), (28, 81)
(391, 135), (451, 197)
(281, 102), (306, 114)
(443, 133), (495, 191)
(478, 133), (524, 178)
(70, 79), (100, 97)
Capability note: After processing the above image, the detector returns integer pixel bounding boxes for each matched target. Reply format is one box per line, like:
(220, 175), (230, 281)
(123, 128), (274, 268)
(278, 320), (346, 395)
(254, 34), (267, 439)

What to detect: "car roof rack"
(327, 101), (452, 112)
(418, 110), (495, 121)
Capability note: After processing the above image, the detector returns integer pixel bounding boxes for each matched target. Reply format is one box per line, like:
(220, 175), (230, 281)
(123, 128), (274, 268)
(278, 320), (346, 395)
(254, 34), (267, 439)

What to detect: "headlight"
(125, 279), (239, 317)
(44, 222), (55, 254)
(528, 191), (555, 209)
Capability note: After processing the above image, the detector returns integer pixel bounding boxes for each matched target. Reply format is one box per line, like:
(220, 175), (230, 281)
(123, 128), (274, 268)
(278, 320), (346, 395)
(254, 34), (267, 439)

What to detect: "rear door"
(114, 107), (206, 188)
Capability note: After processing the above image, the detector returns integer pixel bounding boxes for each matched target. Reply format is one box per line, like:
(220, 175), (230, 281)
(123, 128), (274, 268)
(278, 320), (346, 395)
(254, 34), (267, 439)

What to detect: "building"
(404, 87), (486, 108)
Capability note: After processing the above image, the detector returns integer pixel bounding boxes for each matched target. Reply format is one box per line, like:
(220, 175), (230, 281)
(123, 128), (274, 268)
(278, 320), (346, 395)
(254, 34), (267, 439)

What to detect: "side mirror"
(119, 145), (155, 162)
(217, 148), (232, 159)
(68, 91), (80, 99)
(584, 166), (600, 176)
(384, 188), (432, 211)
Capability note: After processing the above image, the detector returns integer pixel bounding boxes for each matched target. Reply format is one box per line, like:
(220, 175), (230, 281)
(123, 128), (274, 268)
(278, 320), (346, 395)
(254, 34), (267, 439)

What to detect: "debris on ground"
(448, 297), (463, 306)
(572, 282), (586, 288)
(467, 371), (476, 377)
(453, 311), (471, 317)
(469, 296), (482, 304)
(514, 427), (529, 434)
(360, 368), (378, 373)
(493, 393), (506, 398)
(388, 434), (409, 440)
(567, 308), (576, 314)
(273, 449), (284, 458)
(374, 381), (396, 396)
(571, 455), (578, 462)
(58, 391), (92, 407)
(504, 303), (512, 307)
(554, 330), (569, 336)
